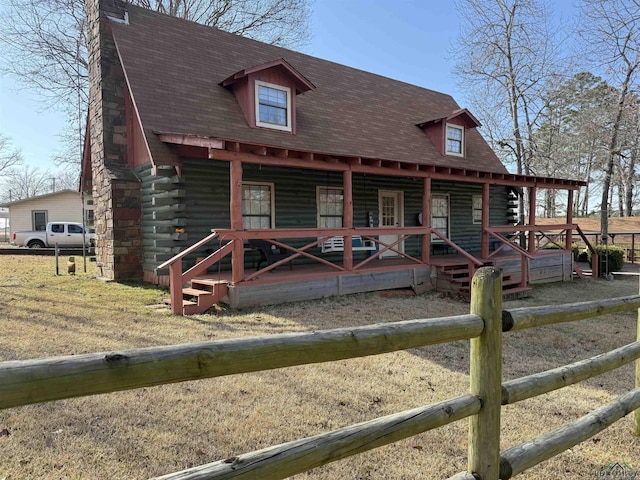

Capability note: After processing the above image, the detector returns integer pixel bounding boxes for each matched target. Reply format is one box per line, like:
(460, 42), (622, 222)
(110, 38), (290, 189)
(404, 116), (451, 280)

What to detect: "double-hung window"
(317, 187), (343, 228)
(431, 194), (449, 241)
(255, 81), (292, 132)
(242, 183), (274, 229)
(472, 195), (483, 224)
(446, 124), (464, 156)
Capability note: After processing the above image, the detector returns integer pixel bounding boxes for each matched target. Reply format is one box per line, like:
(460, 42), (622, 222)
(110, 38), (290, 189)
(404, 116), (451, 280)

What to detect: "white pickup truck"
(12, 222), (95, 248)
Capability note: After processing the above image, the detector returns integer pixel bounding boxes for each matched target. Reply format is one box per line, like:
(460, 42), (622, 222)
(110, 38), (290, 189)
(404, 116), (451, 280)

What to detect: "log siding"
(141, 158), (513, 276)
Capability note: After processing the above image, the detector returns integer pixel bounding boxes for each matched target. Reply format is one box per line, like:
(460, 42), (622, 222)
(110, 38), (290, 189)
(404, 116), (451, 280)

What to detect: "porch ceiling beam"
(208, 149), (349, 171)
(158, 133), (225, 149)
(202, 140), (584, 189)
(160, 135), (584, 189)
(350, 163), (583, 189)
(275, 148), (288, 158)
(252, 146), (267, 155)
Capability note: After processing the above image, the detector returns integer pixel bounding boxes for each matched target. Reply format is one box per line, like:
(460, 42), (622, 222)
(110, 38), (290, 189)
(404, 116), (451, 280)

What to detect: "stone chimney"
(85, 0), (143, 280)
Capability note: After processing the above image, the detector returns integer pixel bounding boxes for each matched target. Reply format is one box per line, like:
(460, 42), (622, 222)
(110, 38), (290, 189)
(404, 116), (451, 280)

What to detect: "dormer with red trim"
(416, 108), (481, 159)
(221, 58), (315, 135)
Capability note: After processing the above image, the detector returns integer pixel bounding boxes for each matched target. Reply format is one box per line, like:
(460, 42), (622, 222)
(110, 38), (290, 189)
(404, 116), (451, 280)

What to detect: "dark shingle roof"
(110, 5), (508, 174)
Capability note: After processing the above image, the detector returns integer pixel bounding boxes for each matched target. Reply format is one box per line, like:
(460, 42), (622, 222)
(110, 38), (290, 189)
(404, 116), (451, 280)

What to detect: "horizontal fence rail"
(501, 341), (640, 405)
(0, 314), (482, 410)
(153, 395), (482, 480)
(502, 295), (640, 331)
(2, 267), (640, 479)
(499, 388), (640, 480)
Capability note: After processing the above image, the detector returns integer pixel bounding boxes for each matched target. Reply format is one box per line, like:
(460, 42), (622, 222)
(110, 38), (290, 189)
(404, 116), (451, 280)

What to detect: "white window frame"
(255, 80), (292, 132)
(472, 194), (483, 224)
(431, 194), (450, 242)
(242, 181), (275, 229)
(316, 186), (344, 228)
(445, 123), (464, 157)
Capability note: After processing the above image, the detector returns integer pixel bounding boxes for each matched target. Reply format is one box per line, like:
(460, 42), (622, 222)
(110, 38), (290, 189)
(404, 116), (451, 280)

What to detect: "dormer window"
(221, 59), (315, 135)
(446, 124), (464, 156)
(255, 81), (291, 132)
(416, 108), (480, 159)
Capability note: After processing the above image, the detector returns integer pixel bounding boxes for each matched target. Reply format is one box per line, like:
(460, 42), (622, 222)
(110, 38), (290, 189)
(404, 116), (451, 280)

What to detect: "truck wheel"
(28, 240), (45, 248)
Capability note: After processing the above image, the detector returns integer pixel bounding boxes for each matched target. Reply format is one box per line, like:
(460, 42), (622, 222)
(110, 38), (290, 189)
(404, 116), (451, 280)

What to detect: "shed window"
(317, 187), (343, 228)
(255, 81), (292, 132)
(432, 194), (449, 241)
(446, 124), (464, 156)
(472, 195), (483, 224)
(242, 183), (274, 229)
(32, 210), (47, 231)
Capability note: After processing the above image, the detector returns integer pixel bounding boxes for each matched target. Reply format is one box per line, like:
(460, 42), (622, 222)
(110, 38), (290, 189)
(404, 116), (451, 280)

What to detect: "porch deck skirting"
(225, 266), (433, 308)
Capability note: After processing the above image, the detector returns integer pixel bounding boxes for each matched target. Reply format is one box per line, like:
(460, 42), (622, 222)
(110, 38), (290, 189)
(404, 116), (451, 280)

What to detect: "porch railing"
(158, 223), (592, 314)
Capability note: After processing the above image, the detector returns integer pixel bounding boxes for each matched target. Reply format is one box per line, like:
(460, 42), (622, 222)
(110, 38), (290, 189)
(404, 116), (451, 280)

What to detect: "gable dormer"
(416, 108), (481, 158)
(221, 59), (315, 134)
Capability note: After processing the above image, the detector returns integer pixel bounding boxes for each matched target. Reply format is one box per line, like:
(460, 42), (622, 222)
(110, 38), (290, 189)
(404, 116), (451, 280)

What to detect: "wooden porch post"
(230, 159), (244, 283)
(481, 183), (490, 259)
(343, 169), (353, 271)
(422, 178), (431, 264)
(528, 187), (537, 254)
(566, 189), (574, 250)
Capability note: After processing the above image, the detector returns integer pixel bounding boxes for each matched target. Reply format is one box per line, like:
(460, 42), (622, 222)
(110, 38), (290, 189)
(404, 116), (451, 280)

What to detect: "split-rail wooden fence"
(1, 267), (639, 479)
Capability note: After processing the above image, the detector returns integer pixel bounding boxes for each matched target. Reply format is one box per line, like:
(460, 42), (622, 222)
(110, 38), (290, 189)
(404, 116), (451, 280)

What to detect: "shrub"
(571, 242), (580, 260)
(577, 249), (589, 262)
(586, 245), (625, 274)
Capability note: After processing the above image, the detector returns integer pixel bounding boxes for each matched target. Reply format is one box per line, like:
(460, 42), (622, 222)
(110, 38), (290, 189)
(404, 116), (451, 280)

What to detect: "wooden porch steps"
(437, 262), (529, 298)
(164, 280), (229, 315)
(502, 286), (533, 300)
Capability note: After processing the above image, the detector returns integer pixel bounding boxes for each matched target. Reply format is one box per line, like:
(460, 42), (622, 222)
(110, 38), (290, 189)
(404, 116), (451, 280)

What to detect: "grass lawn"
(0, 255), (639, 479)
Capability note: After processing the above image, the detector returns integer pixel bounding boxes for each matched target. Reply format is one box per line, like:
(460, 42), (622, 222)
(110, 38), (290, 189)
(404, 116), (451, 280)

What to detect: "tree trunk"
(601, 47), (635, 243)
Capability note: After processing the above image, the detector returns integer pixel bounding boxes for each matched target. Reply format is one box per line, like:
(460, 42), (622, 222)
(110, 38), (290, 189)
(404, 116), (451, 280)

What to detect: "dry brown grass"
(0, 255), (639, 479)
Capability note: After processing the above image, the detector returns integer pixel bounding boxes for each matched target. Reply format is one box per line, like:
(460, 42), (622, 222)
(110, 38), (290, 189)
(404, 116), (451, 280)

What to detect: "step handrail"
(157, 231), (220, 270)
(157, 231), (234, 315)
(431, 229), (484, 267)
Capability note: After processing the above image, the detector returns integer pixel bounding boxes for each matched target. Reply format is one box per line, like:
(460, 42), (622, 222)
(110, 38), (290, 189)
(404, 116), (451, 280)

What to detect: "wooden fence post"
(469, 266), (503, 478)
(635, 275), (640, 436)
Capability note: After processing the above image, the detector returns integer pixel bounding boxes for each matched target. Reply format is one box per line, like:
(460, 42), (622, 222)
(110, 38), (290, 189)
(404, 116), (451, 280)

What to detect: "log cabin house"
(83, 0), (586, 314)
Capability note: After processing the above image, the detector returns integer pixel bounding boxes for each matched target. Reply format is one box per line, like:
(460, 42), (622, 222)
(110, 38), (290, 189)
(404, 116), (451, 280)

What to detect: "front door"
(378, 190), (403, 258)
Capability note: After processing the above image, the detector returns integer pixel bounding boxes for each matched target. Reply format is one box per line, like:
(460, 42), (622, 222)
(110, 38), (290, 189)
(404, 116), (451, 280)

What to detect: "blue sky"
(0, 0), (577, 173)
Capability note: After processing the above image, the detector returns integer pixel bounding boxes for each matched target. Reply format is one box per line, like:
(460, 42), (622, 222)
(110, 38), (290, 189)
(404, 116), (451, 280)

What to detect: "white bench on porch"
(321, 235), (376, 253)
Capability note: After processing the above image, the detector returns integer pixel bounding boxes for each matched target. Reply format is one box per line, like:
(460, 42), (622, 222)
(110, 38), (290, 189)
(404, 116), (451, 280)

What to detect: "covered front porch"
(159, 223), (584, 314)
(152, 136), (587, 314)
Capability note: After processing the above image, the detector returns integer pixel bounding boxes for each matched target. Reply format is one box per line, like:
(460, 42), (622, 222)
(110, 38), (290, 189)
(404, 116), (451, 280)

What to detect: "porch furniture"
(248, 239), (293, 271)
(321, 235), (377, 253)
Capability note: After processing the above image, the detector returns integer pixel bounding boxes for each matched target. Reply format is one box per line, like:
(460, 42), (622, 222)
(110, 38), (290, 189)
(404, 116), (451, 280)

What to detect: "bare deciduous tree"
(533, 72), (617, 217)
(579, 0), (640, 243)
(452, 0), (561, 223)
(0, 0), (312, 166)
(0, 165), (50, 201)
(0, 133), (23, 177)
